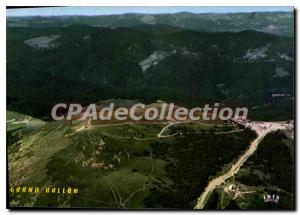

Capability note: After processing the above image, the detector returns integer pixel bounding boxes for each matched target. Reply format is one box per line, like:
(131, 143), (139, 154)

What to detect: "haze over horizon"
(6, 6), (293, 17)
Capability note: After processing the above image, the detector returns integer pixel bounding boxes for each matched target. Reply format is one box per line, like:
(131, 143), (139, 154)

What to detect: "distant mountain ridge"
(7, 23), (294, 120)
(7, 11), (294, 37)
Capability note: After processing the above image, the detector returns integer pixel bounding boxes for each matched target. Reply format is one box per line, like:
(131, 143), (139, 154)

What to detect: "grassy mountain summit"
(7, 9), (294, 210)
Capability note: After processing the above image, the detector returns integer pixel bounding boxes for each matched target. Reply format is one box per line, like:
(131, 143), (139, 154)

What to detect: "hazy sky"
(6, 6), (293, 17)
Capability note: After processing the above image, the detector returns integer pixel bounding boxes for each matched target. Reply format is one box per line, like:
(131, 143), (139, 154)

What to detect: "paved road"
(194, 121), (291, 209)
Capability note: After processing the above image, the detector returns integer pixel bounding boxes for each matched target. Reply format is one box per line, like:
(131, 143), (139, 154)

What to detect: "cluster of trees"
(7, 25), (293, 121)
(144, 127), (256, 208)
(237, 131), (293, 192)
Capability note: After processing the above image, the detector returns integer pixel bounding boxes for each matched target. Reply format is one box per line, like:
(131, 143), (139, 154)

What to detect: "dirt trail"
(157, 122), (180, 138)
(194, 121), (291, 209)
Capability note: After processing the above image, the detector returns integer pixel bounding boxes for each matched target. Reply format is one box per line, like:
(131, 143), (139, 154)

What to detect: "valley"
(6, 8), (294, 210)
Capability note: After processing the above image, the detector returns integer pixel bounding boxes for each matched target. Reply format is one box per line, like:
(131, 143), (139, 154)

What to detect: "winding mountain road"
(194, 121), (291, 209)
